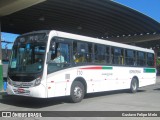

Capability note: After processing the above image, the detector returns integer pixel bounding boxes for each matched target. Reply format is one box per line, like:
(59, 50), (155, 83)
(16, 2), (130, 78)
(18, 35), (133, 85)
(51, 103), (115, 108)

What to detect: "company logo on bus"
(129, 70), (141, 74)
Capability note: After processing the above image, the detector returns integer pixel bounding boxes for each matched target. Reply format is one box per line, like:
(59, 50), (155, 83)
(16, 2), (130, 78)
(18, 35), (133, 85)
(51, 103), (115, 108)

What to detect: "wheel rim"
(132, 81), (137, 91)
(73, 86), (83, 99)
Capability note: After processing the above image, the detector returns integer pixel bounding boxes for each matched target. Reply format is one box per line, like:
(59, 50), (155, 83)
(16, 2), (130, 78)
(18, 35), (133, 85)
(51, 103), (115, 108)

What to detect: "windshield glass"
(9, 33), (47, 73)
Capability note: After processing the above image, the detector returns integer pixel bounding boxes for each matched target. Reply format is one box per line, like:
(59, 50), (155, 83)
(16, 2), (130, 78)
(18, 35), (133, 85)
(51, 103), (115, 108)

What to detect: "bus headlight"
(34, 77), (41, 86)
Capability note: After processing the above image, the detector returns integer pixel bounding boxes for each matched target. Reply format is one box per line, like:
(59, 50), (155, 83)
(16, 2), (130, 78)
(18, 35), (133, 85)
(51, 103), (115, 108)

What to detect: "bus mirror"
(47, 52), (52, 63)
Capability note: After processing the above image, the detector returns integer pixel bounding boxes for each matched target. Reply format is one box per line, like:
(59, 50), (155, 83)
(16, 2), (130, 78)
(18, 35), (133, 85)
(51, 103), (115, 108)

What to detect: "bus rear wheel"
(70, 81), (85, 103)
(130, 77), (138, 93)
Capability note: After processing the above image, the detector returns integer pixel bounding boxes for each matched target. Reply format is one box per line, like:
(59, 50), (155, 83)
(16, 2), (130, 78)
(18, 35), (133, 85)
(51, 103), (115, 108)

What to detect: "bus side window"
(147, 53), (154, 66)
(59, 43), (70, 63)
(120, 49), (124, 65)
(94, 44), (106, 64)
(73, 42), (88, 63)
(112, 47), (124, 65)
(125, 49), (135, 66)
(137, 52), (145, 66)
(113, 48), (118, 64)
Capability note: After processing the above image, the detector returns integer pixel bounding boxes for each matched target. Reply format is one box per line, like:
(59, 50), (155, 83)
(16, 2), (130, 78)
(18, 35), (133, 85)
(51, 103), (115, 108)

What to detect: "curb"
(0, 90), (7, 95)
(0, 91), (7, 99)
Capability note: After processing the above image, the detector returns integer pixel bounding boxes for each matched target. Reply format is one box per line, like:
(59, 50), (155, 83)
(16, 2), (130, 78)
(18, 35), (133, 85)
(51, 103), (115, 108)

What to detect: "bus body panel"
(46, 65), (156, 98)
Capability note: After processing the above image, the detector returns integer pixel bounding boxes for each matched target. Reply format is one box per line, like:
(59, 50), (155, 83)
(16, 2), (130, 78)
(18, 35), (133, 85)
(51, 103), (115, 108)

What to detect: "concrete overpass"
(1, 0), (160, 45)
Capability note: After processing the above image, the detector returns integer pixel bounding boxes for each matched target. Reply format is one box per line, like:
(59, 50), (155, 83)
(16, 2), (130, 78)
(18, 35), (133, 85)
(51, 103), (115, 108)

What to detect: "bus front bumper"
(6, 83), (47, 98)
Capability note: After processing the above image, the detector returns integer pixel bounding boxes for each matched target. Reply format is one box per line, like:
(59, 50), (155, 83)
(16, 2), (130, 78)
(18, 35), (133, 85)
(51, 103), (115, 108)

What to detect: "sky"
(114, 0), (160, 22)
(1, 32), (19, 50)
(1, 0), (160, 49)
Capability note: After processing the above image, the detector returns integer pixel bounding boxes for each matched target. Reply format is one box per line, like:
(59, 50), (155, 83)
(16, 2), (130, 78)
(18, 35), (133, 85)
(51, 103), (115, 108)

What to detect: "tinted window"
(147, 53), (154, 67)
(137, 52), (146, 66)
(111, 47), (124, 65)
(125, 50), (136, 66)
(95, 44), (106, 64)
(73, 41), (92, 63)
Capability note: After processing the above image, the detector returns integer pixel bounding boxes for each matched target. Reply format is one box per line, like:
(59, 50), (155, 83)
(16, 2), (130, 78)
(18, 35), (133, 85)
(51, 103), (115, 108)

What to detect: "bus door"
(47, 38), (71, 97)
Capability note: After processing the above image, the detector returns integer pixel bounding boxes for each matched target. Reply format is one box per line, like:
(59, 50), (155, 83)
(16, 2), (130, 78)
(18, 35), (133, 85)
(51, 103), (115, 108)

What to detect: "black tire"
(70, 81), (85, 103)
(130, 77), (138, 93)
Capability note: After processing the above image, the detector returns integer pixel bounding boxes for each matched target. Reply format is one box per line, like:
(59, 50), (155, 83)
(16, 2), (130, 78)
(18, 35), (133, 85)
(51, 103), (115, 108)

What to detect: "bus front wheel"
(130, 77), (138, 93)
(70, 81), (85, 103)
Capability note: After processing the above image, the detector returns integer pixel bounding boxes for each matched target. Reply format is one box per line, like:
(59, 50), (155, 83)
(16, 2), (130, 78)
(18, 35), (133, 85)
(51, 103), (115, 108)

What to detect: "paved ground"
(156, 76), (160, 83)
(0, 77), (160, 120)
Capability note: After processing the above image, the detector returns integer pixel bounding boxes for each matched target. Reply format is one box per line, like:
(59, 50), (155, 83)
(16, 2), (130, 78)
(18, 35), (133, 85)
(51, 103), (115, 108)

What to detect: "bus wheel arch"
(70, 77), (87, 103)
(130, 76), (139, 93)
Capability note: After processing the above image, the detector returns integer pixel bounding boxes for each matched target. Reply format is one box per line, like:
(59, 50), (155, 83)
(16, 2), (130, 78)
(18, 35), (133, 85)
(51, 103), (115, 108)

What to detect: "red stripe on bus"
(80, 66), (102, 70)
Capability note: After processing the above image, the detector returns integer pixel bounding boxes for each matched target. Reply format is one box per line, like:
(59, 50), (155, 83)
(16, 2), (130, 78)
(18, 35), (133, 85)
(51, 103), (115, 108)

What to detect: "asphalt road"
(0, 77), (160, 120)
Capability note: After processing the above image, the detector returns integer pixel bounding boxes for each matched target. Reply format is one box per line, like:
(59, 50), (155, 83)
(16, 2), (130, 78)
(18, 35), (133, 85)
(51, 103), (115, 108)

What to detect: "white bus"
(7, 30), (156, 103)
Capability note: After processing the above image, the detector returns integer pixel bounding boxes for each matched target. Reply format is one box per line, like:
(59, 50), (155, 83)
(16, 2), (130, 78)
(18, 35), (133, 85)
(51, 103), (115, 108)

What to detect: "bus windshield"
(8, 34), (47, 74)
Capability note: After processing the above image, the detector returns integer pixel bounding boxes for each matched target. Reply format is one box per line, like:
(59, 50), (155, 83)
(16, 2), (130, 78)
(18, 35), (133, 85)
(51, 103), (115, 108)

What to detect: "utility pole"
(0, 20), (3, 91)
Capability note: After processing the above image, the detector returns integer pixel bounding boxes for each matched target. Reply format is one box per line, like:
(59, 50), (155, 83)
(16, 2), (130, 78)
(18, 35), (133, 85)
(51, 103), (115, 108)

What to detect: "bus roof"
(51, 30), (154, 53)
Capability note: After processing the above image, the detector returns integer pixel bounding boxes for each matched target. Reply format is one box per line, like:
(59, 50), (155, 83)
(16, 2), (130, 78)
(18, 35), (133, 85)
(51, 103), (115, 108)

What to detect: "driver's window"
(47, 38), (71, 74)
